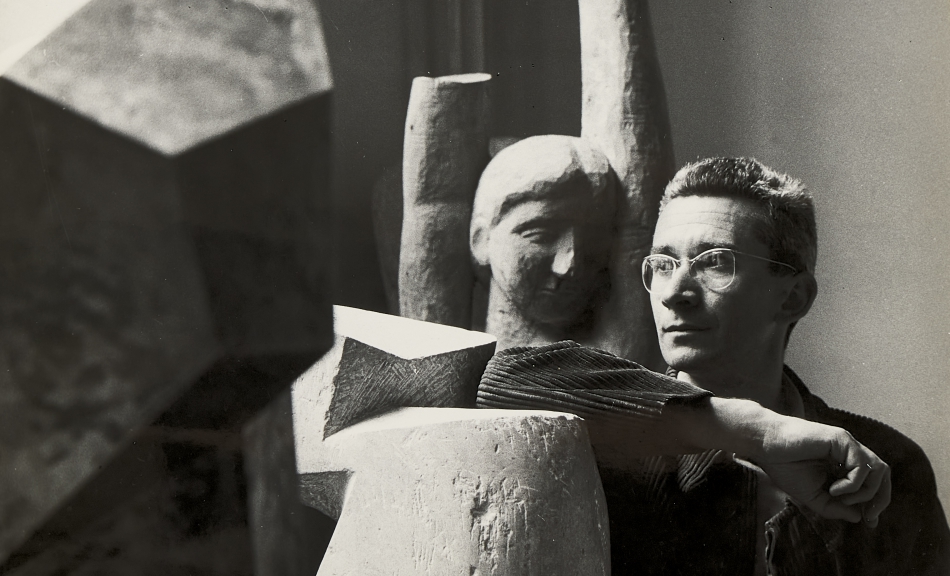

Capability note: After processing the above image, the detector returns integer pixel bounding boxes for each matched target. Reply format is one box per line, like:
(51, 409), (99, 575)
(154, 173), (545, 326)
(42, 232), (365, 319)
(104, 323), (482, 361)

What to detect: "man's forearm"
(664, 396), (774, 460)
(586, 396), (781, 461)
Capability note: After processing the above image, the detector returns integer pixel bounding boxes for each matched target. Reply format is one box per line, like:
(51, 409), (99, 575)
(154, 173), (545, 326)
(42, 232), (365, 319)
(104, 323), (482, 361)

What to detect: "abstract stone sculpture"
(580, 0), (675, 369)
(399, 73), (491, 328)
(470, 135), (616, 350)
(0, 0), (333, 573)
(293, 306), (610, 575)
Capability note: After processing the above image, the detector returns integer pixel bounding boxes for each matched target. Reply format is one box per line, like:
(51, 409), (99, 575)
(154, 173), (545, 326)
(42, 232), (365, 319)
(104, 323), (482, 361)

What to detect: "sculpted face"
(471, 136), (614, 328)
(649, 196), (794, 375)
(485, 191), (610, 325)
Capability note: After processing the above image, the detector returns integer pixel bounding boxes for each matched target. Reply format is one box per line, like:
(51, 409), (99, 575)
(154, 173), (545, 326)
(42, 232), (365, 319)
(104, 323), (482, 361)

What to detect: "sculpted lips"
(664, 323), (708, 333)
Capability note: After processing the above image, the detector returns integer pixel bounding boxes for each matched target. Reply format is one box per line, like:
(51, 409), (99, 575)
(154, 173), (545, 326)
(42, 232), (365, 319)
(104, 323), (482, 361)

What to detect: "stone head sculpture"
(470, 135), (616, 348)
(393, 0), (673, 367)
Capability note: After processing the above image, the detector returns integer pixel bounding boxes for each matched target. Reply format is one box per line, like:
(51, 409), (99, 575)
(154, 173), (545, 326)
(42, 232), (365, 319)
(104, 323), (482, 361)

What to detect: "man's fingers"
(804, 492), (861, 523)
(828, 460), (871, 497)
(837, 461), (888, 506)
(824, 464), (890, 526)
(823, 429), (891, 525)
(861, 464), (892, 526)
(759, 420), (892, 524)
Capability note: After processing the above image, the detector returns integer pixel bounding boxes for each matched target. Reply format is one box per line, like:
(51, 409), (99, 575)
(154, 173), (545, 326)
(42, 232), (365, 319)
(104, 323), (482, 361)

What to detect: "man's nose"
(551, 229), (576, 277)
(658, 263), (699, 308)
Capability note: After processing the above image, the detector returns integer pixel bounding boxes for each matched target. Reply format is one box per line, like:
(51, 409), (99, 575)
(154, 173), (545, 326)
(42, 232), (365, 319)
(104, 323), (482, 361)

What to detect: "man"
(629, 157), (949, 574)
(478, 156), (948, 574)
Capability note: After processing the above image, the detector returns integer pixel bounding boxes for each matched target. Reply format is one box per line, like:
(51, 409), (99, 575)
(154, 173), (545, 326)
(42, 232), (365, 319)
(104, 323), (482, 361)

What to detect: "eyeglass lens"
(642, 250), (736, 293)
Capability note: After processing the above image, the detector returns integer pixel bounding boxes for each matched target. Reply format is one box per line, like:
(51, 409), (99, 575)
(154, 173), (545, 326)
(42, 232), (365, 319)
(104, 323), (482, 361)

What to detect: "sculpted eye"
(519, 227), (557, 243)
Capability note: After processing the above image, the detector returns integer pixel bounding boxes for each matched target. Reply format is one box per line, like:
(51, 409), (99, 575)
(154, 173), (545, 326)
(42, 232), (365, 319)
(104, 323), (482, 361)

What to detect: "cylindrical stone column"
(399, 73), (491, 327)
(579, 0), (675, 369)
(316, 408), (610, 576)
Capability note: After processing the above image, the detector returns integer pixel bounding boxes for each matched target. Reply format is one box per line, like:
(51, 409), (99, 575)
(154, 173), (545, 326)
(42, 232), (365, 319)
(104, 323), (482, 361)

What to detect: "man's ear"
(470, 219), (491, 267)
(776, 272), (817, 324)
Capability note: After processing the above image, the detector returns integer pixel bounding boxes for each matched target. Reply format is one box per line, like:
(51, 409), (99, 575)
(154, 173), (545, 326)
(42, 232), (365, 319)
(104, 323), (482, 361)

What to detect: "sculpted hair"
(469, 135), (614, 267)
(660, 157), (817, 274)
(472, 135), (613, 228)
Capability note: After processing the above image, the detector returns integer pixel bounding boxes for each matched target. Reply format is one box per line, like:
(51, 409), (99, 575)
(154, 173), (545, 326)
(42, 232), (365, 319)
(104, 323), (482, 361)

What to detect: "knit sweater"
(477, 340), (711, 420)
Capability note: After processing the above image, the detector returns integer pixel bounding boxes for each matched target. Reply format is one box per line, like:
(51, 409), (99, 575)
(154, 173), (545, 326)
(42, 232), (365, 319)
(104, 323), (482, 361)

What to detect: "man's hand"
(754, 416), (891, 526)
(667, 397), (892, 524)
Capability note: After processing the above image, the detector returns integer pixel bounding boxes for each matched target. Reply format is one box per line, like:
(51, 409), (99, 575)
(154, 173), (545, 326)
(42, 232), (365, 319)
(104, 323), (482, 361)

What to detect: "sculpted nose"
(551, 229), (576, 277)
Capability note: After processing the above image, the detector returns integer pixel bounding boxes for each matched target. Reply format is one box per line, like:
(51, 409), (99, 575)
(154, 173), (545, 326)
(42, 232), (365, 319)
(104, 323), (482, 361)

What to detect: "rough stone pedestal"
(318, 408), (609, 576)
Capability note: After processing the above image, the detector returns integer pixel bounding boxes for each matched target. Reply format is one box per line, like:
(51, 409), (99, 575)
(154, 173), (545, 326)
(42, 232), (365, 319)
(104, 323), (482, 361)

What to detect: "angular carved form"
(293, 307), (609, 575)
(0, 0), (333, 572)
(293, 306), (497, 514)
(580, 0), (675, 368)
(470, 135), (616, 350)
(399, 73), (491, 327)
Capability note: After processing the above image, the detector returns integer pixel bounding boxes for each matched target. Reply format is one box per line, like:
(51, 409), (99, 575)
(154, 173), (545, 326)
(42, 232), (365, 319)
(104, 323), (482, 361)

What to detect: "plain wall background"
(3, 0), (947, 524)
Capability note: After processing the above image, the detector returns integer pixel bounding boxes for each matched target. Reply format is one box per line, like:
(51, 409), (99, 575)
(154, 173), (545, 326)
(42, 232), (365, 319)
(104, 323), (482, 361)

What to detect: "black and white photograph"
(1, 0), (948, 574)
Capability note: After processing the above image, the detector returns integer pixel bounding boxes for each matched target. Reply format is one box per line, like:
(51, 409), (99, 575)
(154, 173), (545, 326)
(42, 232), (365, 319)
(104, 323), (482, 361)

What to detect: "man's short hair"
(660, 157), (817, 275)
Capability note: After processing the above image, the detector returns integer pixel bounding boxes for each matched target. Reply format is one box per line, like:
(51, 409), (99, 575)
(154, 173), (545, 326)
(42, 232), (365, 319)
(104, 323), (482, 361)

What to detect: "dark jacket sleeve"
(477, 340), (711, 421)
(906, 454), (950, 576)
(808, 401), (950, 575)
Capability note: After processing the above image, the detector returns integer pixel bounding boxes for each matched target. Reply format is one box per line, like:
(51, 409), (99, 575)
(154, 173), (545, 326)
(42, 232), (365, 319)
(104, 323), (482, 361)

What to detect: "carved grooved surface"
(292, 306), (496, 517)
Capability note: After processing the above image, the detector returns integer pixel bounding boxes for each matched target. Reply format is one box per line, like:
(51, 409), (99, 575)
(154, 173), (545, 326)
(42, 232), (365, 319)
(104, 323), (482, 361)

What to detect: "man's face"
(649, 195), (790, 375)
(485, 190), (611, 326)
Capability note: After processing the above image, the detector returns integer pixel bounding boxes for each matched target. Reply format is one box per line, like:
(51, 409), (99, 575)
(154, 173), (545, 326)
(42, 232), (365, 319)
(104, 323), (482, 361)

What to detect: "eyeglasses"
(642, 248), (797, 293)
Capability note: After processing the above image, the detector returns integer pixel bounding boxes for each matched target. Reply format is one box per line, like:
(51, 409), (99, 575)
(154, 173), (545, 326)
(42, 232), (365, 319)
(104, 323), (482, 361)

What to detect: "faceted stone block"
(0, 0), (334, 572)
(293, 306), (497, 516)
(5, 392), (312, 576)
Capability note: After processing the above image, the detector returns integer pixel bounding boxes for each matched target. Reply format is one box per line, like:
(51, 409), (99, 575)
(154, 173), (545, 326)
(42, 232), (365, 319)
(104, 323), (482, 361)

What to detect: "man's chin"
(660, 344), (718, 373)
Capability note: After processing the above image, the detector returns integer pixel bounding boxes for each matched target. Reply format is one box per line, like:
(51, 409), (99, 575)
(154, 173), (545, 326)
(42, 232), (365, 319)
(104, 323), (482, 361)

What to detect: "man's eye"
(649, 257), (676, 273)
(695, 251), (730, 270)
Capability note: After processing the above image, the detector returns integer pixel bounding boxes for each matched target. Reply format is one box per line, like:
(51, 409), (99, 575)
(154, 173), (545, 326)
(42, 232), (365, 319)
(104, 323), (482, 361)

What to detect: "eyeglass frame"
(641, 247), (799, 293)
